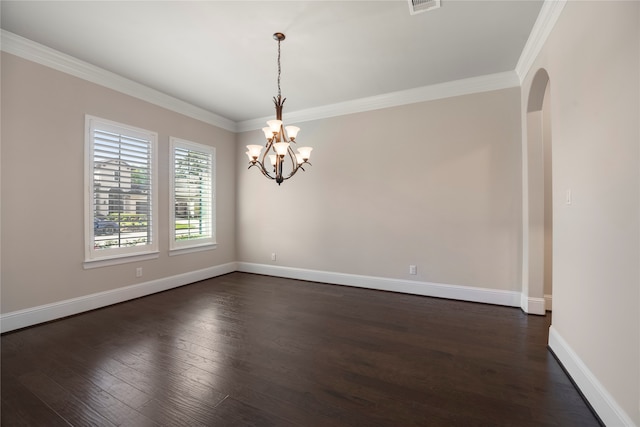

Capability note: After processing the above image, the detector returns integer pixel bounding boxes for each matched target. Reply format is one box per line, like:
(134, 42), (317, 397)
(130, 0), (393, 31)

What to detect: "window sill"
(169, 243), (218, 257)
(83, 251), (160, 269)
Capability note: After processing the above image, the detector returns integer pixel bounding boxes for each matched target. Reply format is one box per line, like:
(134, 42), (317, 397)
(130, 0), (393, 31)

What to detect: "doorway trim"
(521, 68), (551, 315)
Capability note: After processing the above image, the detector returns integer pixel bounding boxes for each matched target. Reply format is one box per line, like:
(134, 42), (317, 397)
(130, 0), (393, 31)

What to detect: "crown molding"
(515, 0), (567, 83)
(0, 30), (237, 132)
(3, 26), (534, 135)
(237, 70), (520, 132)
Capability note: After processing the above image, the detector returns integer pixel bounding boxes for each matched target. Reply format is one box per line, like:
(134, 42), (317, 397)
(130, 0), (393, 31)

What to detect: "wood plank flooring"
(2, 272), (601, 426)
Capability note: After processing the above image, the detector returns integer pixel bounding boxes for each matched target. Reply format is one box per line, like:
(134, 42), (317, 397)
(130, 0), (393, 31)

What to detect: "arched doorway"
(522, 69), (552, 315)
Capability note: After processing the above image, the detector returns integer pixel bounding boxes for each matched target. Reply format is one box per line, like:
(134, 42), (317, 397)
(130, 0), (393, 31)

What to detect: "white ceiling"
(1, 1), (543, 124)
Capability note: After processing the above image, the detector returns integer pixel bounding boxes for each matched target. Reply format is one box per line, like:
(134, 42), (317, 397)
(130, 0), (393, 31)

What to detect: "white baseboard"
(237, 262), (522, 308)
(0, 262), (237, 333)
(0, 261), (541, 335)
(0, 263), (523, 333)
(548, 326), (636, 427)
(544, 293), (553, 311)
(520, 294), (547, 315)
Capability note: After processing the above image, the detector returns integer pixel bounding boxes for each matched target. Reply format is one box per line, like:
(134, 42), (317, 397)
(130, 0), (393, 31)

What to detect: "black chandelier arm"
(281, 160), (312, 181)
(247, 160), (267, 175)
(261, 140), (273, 165)
(297, 160), (312, 173)
(297, 162), (309, 172)
(249, 155), (312, 184)
(248, 160), (276, 180)
(286, 144), (297, 171)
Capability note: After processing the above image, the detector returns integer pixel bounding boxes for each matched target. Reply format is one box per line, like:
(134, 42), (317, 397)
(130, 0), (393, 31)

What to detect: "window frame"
(84, 115), (159, 268)
(169, 137), (216, 255)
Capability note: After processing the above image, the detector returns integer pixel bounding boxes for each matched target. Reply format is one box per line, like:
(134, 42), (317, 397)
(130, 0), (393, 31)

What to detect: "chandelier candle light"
(246, 32), (313, 185)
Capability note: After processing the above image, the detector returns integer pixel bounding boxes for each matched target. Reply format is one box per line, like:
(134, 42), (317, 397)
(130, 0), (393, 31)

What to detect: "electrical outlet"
(136, 267), (143, 277)
(271, 253), (277, 261)
(409, 265), (417, 275)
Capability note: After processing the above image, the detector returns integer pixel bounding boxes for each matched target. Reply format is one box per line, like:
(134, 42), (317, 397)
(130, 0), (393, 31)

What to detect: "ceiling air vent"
(408, 0), (440, 15)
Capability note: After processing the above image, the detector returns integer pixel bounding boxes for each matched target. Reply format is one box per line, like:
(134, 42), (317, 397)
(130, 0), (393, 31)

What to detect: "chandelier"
(246, 33), (313, 185)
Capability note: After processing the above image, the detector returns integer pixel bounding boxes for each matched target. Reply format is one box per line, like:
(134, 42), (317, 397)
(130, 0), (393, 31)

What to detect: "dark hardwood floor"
(2, 272), (601, 426)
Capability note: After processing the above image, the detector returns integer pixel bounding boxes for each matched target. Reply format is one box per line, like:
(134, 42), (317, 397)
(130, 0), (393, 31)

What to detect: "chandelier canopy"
(246, 32), (312, 185)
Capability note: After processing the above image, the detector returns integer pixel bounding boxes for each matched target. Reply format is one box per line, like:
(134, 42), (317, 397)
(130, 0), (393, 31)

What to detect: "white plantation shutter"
(170, 137), (216, 252)
(85, 116), (158, 263)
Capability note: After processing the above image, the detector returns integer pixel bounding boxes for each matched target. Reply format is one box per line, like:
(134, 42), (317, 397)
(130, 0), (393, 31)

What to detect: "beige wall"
(522, 1), (639, 424)
(237, 88), (523, 292)
(1, 53), (237, 313)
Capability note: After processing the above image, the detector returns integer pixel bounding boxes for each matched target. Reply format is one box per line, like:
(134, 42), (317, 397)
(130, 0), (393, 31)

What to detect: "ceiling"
(1, 1), (544, 124)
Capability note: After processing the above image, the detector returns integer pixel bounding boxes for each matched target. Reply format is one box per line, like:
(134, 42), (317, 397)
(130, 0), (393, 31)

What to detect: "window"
(85, 116), (158, 266)
(170, 137), (216, 254)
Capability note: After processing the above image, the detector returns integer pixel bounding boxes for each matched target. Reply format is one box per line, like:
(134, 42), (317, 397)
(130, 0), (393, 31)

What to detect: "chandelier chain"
(277, 38), (282, 98)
